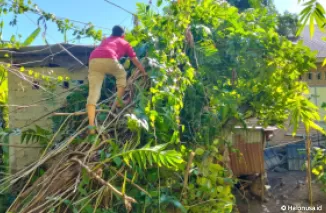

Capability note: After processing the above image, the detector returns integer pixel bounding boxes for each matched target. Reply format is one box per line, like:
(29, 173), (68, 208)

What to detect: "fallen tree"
(0, 0), (324, 213)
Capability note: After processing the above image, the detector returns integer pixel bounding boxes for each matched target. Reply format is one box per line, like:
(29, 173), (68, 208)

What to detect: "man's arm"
(130, 57), (147, 76)
(125, 43), (147, 76)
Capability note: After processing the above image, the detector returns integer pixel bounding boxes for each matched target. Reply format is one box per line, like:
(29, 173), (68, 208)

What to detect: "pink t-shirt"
(89, 36), (137, 60)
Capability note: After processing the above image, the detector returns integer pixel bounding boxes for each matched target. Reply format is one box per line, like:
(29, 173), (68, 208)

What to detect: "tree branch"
(53, 110), (114, 116)
(180, 151), (195, 199)
(110, 167), (151, 197)
(71, 158), (137, 212)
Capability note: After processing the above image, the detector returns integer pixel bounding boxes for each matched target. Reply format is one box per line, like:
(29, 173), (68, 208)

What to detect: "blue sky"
(1, 0), (322, 45)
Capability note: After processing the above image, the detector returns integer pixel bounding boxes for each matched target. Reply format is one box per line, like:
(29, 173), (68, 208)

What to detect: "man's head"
(112, 25), (125, 37)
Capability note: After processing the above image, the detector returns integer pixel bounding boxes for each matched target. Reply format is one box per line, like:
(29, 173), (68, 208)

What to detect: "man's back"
(90, 36), (136, 60)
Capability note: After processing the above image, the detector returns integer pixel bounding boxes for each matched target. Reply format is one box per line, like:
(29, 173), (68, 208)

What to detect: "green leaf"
(122, 171), (127, 195)
(195, 148), (205, 156)
(160, 195), (187, 213)
(309, 14), (315, 39)
(157, 0), (163, 7)
(23, 27), (41, 46)
(114, 143), (184, 170)
(113, 157), (122, 166)
(322, 58), (326, 67)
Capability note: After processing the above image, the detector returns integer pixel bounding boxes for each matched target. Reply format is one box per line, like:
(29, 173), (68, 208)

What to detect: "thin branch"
(6, 115), (76, 211)
(71, 158), (137, 210)
(110, 168), (151, 197)
(0, 104), (39, 108)
(180, 151), (195, 200)
(53, 110), (115, 116)
(0, 143), (43, 148)
(103, 0), (137, 16)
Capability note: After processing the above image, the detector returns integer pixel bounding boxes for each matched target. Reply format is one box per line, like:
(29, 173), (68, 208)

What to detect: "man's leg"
(108, 59), (127, 108)
(116, 86), (126, 107)
(87, 104), (96, 126)
(87, 61), (105, 134)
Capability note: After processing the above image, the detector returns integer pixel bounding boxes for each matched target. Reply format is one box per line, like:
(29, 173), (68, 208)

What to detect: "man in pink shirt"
(87, 25), (147, 134)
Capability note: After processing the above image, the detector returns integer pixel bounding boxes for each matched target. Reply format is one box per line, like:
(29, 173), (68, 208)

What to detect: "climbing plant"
(0, 62), (9, 212)
(0, 0), (325, 213)
(312, 147), (326, 193)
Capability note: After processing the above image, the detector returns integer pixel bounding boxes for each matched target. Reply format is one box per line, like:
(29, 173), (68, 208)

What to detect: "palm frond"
(117, 143), (184, 170)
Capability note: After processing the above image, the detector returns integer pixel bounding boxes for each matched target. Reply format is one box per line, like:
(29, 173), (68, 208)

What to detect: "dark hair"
(112, 25), (125, 37)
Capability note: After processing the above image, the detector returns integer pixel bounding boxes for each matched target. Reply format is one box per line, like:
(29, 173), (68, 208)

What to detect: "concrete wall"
(301, 63), (326, 86)
(8, 67), (88, 173)
(308, 86), (326, 119)
(301, 63), (326, 118)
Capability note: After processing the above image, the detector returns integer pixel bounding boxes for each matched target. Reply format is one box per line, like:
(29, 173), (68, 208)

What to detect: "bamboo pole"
(305, 126), (313, 205)
(53, 110), (112, 116)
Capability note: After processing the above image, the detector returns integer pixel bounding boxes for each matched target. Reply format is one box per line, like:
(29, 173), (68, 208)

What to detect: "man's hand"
(141, 71), (148, 77)
(135, 70), (148, 78)
(131, 57), (147, 76)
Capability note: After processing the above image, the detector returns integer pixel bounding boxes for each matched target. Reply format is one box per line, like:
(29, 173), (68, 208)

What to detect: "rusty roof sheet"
(229, 134), (265, 176)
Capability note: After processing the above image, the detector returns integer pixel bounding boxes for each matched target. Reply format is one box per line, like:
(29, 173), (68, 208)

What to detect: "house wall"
(301, 63), (326, 86)
(269, 62), (326, 146)
(301, 63), (326, 118)
(8, 67), (88, 174)
(308, 86), (326, 118)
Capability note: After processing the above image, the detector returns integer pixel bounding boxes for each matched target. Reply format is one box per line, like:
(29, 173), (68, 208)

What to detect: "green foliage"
(311, 147), (326, 193)
(277, 11), (300, 40)
(297, 0), (325, 38)
(0, 65), (10, 211)
(0, 66), (8, 129)
(184, 144), (235, 213)
(125, 113), (149, 132)
(21, 125), (52, 147)
(118, 143), (184, 170)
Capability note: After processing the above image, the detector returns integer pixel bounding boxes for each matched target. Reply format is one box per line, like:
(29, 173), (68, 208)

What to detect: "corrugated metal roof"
(264, 149), (282, 170)
(300, 26), (326, 59)
(234, 126), (278, 131)
(287, 141), (306, 159)
(229, 134), (265, 176)
(0, 43), (95, 55)
(0, 43), (95, 68)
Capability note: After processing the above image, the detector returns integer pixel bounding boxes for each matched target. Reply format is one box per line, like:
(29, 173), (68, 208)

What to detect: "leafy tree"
(227, 0), (300, 40)
(277, 11), (300, 41)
